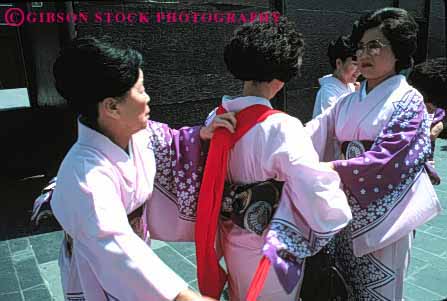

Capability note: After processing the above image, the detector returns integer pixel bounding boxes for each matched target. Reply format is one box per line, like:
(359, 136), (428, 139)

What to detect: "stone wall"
(72, 0), (445, 126)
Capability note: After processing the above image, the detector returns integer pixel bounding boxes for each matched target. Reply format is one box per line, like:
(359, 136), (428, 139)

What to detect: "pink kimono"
(205, 95), (352, 300)
(306, 75), (442, 300)
(50, 120), (204, 301)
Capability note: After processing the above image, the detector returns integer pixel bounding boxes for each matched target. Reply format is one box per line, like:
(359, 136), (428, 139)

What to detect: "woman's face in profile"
(357, 27), (397, 82)
(117, 69), (151, 133)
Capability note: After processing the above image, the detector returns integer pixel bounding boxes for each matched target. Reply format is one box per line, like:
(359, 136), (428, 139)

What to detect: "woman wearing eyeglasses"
(306, 7), (441, 300)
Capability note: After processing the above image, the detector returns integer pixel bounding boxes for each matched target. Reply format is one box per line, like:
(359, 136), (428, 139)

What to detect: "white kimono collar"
(360, 74), (408, 102)
(221, 95), (273, 112)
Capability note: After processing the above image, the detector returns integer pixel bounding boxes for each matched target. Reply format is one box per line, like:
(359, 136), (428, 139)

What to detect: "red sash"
(195, 104), (281, 299)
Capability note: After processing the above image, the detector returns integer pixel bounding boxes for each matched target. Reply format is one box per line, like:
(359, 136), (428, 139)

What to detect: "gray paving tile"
(0, 292), (23, 301)
(14, 256), (44, 290)
(154, 246), (197, 283)
(28, 231), (63, 264)
(39, 261), (63, 301)
(166, 242), (196, 257)
(22, 285), (52, 301)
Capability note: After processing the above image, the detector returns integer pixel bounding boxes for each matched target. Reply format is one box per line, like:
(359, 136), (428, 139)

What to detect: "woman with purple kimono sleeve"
(306, 8), (441, 300)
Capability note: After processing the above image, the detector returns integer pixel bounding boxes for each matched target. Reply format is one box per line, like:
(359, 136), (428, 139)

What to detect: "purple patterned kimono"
(306, 75), (442, 300)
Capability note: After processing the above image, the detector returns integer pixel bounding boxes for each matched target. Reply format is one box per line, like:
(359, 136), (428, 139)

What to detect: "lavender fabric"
(432, 108), (446, 126)
(333, 90), (431, 209)
(263, 219), (338, 293)
(31, 121), (206, 229)
(146, 120), (206, 222)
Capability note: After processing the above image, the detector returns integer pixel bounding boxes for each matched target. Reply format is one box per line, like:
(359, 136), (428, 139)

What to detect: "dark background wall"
(0, 0), (445, 239)
(71, 0), (446, 126)
(1, 0), (445, 180)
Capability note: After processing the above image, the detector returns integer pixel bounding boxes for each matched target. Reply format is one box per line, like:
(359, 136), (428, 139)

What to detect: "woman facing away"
(48, 37), (235, 301)
(306, 7), (441, 300)
(195, 16), (352, 301)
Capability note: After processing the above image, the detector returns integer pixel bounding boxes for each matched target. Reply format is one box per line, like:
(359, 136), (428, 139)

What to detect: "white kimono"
(306, 75), (441, 300)
(207, 96), (352, 301)
(312, 74), (355, 118)
(51, 120), (203, 301)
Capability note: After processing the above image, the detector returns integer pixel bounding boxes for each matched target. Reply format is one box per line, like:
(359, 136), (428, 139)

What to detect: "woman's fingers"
(218, 112), (237, 128)
(213, 117), (235, 133)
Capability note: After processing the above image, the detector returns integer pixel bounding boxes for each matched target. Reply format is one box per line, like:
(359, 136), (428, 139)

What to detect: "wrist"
(199, 126), (211, 141)
(174, 289), (200, 301)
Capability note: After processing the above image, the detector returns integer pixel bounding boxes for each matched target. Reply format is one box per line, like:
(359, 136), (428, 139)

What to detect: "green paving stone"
(415, 223), (431, 232)
(0, 292), (23, 301)
(28, 231), (63, 264)
(0, 255), (15, 273)
(14, 256), (44, 290)
(150, 239), (167, 250)
(427, 214), (447, 230)
(412, 232), (447, 257)
(407, 265), (447, 297)
(188, 279), (198, 292)
(0, 271), (21, 294)
(404, 281), (444, 301)
(406, 256), (429, 278)
(411, 246), (447, 267)
(154, 246), (197, 283)
(425, 225), (447, 239)
(22, 285), (52, 301)
(9, 238), (30, 254)
(0, 241), (10, 258)
(39, 261), (63, 301)
(166, 242), (196, 257)
(185, 254), (197, 267)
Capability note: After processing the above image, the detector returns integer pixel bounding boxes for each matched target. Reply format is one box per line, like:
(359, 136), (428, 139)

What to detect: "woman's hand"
(199, 112), (237, 140)
(175, 288), (218, 301)
(430, 121), (444, 141)
(321, 161), (335, 170)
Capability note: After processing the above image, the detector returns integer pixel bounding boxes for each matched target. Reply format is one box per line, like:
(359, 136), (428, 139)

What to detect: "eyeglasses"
(355, 40), (390, 57)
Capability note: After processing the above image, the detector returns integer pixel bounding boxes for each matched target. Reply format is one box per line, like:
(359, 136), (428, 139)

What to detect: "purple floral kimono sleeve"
(333, 90), (431, 209)
(145, 121), (207, 241)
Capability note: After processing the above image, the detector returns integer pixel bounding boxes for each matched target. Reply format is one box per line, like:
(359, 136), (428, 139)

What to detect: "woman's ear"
(100, 97), (120, 119)
(335, 58), (343, 70)
(272, 79), (285, 94)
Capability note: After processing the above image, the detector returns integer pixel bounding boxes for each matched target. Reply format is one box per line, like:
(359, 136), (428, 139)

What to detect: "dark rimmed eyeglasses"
(355, 40), (391, 57)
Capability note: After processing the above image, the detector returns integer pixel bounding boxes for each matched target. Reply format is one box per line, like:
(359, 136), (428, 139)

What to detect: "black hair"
(351, 7), (418, 72)
(53, 36), (143, 123)
(327, 35), (356, 69)
(224, 15), (304, 83)
(409, 57), (447, 108)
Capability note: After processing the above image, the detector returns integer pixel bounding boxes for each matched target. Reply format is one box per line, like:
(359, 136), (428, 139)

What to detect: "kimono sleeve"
(145, 121), (206, 241)
(259, 115), (352, 292)
(52, 162), (188, 301)
(306, 101), (340, 162)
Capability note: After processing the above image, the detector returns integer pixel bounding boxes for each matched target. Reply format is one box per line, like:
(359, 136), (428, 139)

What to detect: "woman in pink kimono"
(196, 17), (352, 301)
(47, 37), (235, 301)
(306, 8), (442, 300)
